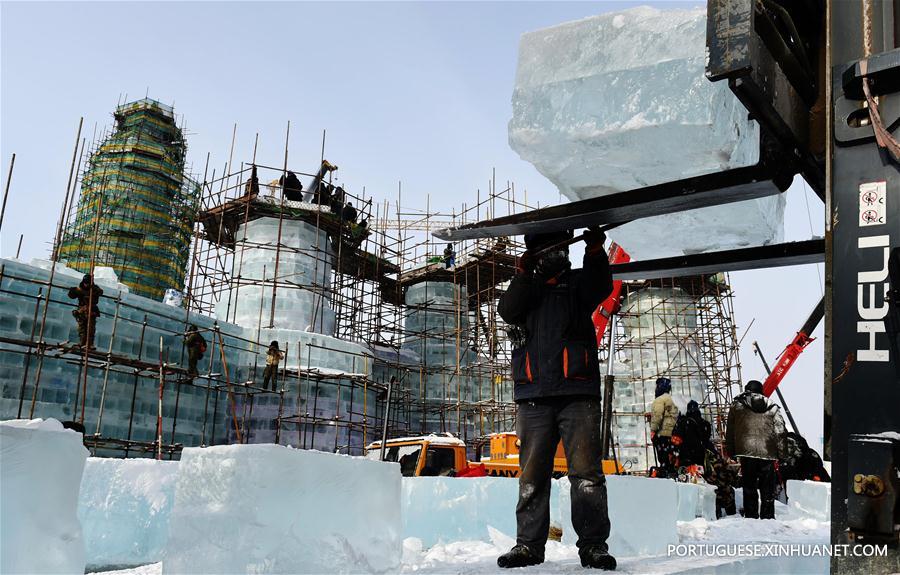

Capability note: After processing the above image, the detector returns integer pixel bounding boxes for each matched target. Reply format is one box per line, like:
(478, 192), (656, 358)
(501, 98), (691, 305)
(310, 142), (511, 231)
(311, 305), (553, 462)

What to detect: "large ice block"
(509, 6), (785, 259)
(1, 418), (88, 574)
(786, 480), (831, 521)
(558, 475), (679, 557)
(78, 458), (178, 570)
(675, 481), (717, 521)
(163, 445), (401, 574)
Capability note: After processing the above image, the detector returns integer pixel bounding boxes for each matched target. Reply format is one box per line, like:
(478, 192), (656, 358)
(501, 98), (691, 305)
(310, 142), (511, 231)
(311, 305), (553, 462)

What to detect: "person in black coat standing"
(496, 228), (616, 571)
(725, 380), (787, 519)
(672, 399), (715, 467)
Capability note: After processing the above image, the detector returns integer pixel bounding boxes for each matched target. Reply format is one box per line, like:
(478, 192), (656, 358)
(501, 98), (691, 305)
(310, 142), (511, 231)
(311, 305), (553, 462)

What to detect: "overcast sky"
(1, 1), (825, 449)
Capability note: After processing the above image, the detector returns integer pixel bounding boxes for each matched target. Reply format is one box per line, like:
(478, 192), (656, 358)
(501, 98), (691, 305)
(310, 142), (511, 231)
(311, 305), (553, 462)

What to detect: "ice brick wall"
(225, 326), (377, 452)
(1, 257), (384, 456)
(1, 419), (88, 574)
(218, 217), (336, 334)
(613, 288), (707, 472)
(0, 258), (248, 452)
(78, 458), (178, 570)
(164, 445), (402, 574)
(509, 6), (785, 259)
(402, 282), (490, 443)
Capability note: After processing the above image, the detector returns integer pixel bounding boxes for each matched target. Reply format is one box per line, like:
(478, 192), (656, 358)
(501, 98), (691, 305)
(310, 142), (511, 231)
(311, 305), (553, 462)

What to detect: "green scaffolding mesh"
(59, 98), (200, 301)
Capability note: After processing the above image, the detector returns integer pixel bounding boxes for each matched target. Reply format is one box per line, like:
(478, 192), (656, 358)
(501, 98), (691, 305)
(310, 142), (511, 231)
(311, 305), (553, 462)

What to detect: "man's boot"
(579, 545), (617, 570)
(497, 544), (543, 568)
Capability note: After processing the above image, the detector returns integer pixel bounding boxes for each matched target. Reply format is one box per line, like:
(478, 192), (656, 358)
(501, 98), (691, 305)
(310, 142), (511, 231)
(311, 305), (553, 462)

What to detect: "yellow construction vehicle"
(365, 432), (623, 477)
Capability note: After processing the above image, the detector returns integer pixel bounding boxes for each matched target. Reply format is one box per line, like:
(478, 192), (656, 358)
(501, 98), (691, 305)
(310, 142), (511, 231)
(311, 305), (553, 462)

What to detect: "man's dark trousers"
(740, 456), (776, 519)
(516, 396), (611, 554)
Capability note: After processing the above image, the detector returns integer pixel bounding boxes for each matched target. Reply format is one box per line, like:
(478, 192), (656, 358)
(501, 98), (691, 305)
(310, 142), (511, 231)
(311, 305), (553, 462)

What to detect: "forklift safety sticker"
(859, 181), (886, 226)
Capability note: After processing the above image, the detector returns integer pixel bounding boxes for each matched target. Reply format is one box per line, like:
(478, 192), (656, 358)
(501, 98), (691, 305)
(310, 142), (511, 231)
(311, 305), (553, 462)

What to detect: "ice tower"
(402, 281), (486, 442)
(217, 217), (336, 335)
(59, 98), (200, 300)
(612, 288), (707, 472)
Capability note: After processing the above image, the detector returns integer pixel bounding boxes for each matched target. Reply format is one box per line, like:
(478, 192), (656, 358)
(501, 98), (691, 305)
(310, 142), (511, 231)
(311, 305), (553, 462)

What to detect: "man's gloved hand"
(516, 250), (536, 274)
(583, 227), (607, 255)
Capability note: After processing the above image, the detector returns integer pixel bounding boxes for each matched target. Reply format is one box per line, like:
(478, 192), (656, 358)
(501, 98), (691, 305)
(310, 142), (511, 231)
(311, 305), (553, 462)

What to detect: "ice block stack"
(402, 282), (488, 439)
(218, 217), (336, 334)
(509, 6), (785, 259)
(0, 258), (242, 451)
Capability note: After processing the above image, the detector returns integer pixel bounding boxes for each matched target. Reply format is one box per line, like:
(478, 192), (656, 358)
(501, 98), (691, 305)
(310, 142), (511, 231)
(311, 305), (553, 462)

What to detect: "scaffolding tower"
(58, 98), (200, 301)
(1, 124), (744, 467)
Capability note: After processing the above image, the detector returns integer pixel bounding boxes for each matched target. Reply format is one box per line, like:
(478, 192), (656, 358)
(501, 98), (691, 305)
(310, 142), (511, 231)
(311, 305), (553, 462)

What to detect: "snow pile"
(163, 445), (401, 574)
(78, 458), (178, 570)
(1, 418), (88, 574)
(786, 480), (831, 521)
(509, 6), (785, 259)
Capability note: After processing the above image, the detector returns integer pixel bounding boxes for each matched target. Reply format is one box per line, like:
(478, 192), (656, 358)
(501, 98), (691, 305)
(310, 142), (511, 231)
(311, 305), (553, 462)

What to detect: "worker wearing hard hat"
(496, 228), (615, 570)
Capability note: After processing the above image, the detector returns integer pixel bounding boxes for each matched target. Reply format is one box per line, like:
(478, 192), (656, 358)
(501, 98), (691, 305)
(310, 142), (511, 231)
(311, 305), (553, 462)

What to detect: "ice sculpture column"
(218, 217), (336, 335)
(613, 287), (707, 472)
(402, 281), (478, 436)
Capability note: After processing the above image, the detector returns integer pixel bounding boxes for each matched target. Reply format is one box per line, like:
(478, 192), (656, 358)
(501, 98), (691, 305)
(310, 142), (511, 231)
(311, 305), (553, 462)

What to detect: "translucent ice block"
(509, 6), (785, 259)
(164, 445), (402, 574)
(1, 418), (88, 574)
(78, 458), (178, 570)
(558, 475), (679, 557)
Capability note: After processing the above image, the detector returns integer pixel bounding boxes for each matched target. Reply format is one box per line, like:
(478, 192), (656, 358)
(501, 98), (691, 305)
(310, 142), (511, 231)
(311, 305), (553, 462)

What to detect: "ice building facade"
(401, 282), (491, 449)
(612, 288), (708, 472)
(217, 217), (336, 335)
(508, 6), (785, 259)
(58, 98), (200, 300)
(0, 258), (242, 454)
(0, 250), (382, 456)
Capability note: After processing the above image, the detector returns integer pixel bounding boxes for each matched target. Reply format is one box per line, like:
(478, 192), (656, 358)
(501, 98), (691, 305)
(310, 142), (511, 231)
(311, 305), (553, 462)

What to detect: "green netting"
(58, 99), (199, 301)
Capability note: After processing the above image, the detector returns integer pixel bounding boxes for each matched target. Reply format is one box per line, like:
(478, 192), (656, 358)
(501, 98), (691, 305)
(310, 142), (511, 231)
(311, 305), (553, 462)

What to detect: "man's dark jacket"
(724, 391), (787, 460)
(673, 413), (714, 466)
(498, 251), (613, 402)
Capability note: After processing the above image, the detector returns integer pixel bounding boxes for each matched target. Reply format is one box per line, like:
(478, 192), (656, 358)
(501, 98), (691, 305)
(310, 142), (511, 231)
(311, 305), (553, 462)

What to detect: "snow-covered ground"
(3, 420), (830, 575)
(96, 502), (828, 575)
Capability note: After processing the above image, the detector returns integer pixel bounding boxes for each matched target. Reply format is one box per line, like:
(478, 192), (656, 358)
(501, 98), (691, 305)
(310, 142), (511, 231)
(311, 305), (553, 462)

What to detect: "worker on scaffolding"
(245, 164), (260, 197)
(68, 273), (103, 349)
(496, 228), (615, 571)
(724, 380), (787, 519)
(262, 340), (284, 392)
(184, 324), (207, 379)
(278, 171), (304, 202)
(312, 180), (333, 206)
(443, 243), (456, 269)
(342, 201), (358, 224)
(349, 218), (370, 248)
(330, 186), (346, 214)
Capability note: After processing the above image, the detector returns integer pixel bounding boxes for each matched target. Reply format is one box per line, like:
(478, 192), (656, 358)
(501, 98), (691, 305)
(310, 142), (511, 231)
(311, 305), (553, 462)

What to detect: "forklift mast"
(827, 1), (900, 572)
